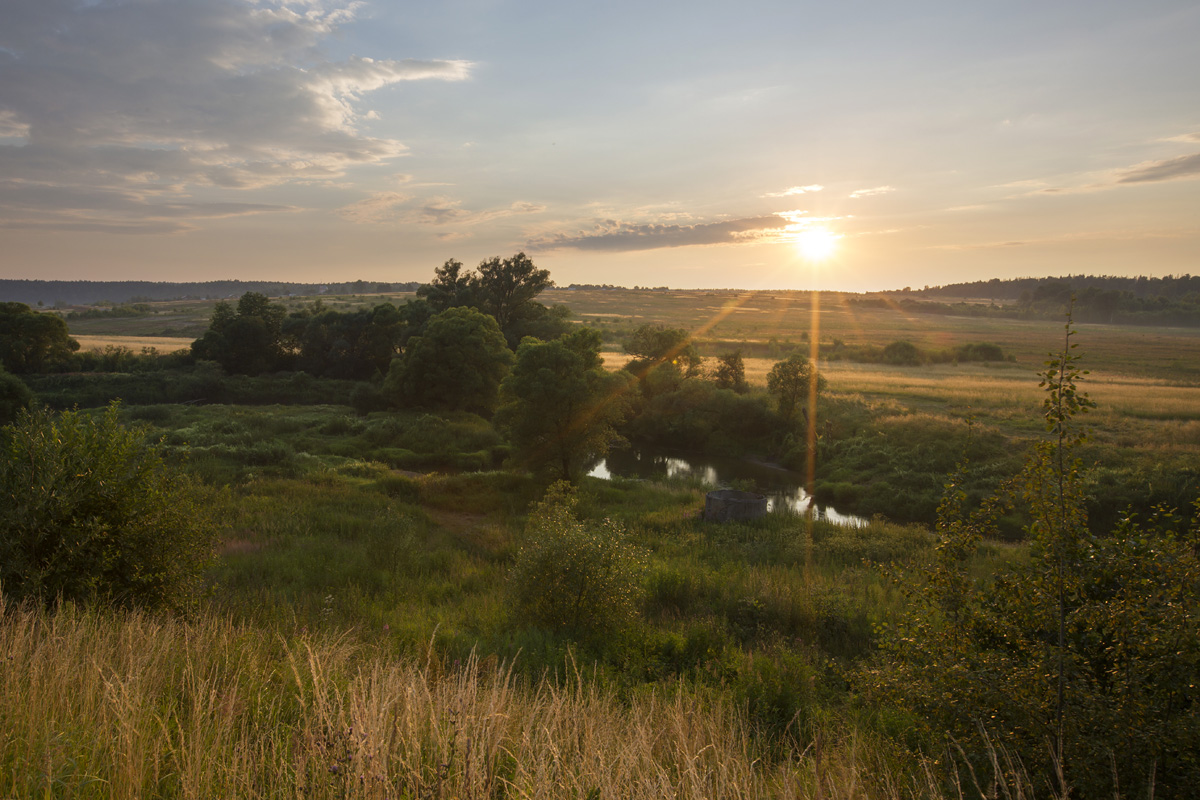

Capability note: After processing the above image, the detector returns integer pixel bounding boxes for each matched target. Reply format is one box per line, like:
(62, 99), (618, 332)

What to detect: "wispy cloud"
(931, 227), (1190, 251)
(763, 185), (823, 197)
(0, 0), (471, 232)
(1116, 152), (1200, 184)
(0, 179), (287, 234)
(338, 192), (544, 226)
(849, 185), (894, 199)
(530, 215), (790, 252)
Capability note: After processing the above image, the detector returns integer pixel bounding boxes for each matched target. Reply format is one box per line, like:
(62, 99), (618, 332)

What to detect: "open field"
(62, 287), (1200, 383)
(73, 334), (196, 353)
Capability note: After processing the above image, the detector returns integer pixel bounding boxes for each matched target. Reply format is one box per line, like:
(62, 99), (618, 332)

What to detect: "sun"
(795, 227), (840, 262)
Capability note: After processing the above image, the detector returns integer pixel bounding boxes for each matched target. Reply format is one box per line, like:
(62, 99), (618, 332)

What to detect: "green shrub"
(0, 404), (217, 611)
(507, 482), (645, 637)
(0, 367), (32, 425)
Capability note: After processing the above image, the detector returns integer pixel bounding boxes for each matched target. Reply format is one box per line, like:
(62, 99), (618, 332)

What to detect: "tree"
(622, 324), (702, 379)
(416, 253), (560, 347)
(191, 292), (290, 375)
(766, 353), (823, 422)
(496, 328), (631, 482)
(416, 259), (480, 312)
(0, 302), (79, 373)
(712, 349), (749, 393)
(384, 307), (513, 415)
(476, 252), (554, 336)
(0, 404), (217, 612)
(284, 302), (406, 379)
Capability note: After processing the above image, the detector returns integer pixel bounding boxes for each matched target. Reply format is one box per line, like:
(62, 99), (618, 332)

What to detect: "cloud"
(849, 185), (894, 199)
(530, 215), (791, 252)
(1116, 152), (1200, 184)
(336, 191), (413, 224)
(764, 185), (823, 197)
(0, 0), (471, 232)
(338, 192), (544, 226)
(0, 178), (288, 234)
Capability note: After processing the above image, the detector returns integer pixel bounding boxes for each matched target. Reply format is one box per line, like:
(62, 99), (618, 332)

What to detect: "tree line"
(0, 278), (421, 307)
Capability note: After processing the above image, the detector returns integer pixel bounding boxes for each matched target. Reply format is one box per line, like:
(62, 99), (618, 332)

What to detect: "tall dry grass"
(0, 597), (1002, 799)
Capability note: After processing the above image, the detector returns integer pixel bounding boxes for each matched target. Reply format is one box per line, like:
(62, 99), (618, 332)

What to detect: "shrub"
(0, 367), (32, 425)
(0, 404), (217, 611)
(507, 482), (645, 637)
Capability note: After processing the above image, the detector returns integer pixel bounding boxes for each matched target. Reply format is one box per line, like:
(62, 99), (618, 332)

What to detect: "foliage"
(384, 307), (513, 416)
(496, 328), (631, 482)
(766, 353), (824, 422)
(621, 381), (778, 455)
(416, 258), (481, 311)
(416, 253), (563, 346)
(0, 367), (33, 425)
(475, 252), (554, 335)
(862, 316), (1200, 797)
(880, 340), (920, 366)
(283, 301), (407, 379)
(712, 349), (749, 393)
(622, 323), (703, 380)
(0, 404), (216, 611)
(507, 482), (645, 636)
(0, 302), (80, 374)
(191, 292), (290, 375)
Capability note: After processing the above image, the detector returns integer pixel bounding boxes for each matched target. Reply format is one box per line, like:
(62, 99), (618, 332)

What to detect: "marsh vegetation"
(1, 270), (1197, 798)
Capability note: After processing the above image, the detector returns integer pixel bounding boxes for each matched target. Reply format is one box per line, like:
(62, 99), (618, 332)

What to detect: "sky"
(1, 0), (1197, 291)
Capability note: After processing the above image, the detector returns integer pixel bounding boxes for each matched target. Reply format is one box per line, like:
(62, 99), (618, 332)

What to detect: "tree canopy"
(191, 292), (289, 375)
(712, 350), (749, 393)
(415, 253), (566, 346)
(622, 323), (703, 382)
(497, 328), (631, 482)
(0, 302), (79, 374)
(283, 301), (407, 380)
(384, 306), (513, 416)
(766, 353), (824, 423)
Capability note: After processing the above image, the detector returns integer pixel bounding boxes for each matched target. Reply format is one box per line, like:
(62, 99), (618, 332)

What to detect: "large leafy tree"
(496, 328), (631, 482)
(384, 307), (513, 415)
(0, 302), (79, 374)
(416, 258), (480, 312)
(712, 349), (749, 393)
(622, 323), (702, 380)
(766, 353), (823, 422)
(284, 301), (406, 379)
(191, 292), (290, 375)
(476, 252), (554, 335)
(415, 253), (566, 346)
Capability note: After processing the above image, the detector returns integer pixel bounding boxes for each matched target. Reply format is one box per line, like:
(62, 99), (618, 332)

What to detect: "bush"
(0, 367), (32, 425)
(0, 404), (217, 611)
(507, 482), (645, 637)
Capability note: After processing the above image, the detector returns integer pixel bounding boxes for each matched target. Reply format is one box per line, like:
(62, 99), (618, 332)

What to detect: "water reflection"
(588, 448), (868, 527)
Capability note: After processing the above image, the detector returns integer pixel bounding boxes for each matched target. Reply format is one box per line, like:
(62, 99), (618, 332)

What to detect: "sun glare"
(796, 227), (840, 262)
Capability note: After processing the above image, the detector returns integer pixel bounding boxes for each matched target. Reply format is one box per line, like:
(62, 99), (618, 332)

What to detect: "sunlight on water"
(588, 449), (869, 527)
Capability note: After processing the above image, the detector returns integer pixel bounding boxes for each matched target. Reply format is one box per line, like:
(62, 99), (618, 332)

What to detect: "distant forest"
(875, 274), (1200, 327)
(0, 279), (421, 307)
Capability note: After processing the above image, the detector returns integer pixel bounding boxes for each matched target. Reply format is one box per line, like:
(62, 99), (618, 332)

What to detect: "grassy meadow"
(4, 286), (1196, 797)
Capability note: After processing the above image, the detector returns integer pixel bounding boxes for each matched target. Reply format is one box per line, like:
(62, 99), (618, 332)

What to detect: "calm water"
(588, 447), (869, 527)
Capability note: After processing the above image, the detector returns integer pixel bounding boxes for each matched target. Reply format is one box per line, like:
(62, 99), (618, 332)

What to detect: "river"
(587, 447), (869, 527)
